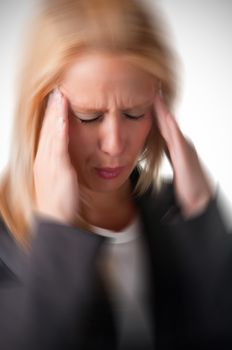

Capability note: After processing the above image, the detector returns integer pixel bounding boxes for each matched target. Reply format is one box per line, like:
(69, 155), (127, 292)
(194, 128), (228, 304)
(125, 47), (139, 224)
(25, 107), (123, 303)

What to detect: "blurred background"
(0, 0), (231, 225)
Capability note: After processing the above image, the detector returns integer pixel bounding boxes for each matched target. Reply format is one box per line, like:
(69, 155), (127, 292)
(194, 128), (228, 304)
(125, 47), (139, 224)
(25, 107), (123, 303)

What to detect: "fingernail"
(54, 87), (62, 104)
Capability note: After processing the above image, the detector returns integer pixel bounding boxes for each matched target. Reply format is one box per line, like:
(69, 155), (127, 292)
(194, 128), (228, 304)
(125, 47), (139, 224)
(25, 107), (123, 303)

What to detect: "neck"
(79, 180), (137, 231)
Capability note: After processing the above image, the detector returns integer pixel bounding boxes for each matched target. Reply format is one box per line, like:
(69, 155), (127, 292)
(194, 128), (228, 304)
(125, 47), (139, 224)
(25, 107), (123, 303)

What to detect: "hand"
(33, 88), (79, 225)
(154, 93), (214, 219)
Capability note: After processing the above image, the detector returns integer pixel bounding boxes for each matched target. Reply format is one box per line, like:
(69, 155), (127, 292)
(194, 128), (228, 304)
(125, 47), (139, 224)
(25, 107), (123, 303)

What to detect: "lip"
(95, 166), (125, 180)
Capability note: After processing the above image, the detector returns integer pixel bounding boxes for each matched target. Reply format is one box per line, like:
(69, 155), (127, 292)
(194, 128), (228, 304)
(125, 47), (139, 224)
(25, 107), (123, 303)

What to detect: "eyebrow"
(69, 101), (152, 114)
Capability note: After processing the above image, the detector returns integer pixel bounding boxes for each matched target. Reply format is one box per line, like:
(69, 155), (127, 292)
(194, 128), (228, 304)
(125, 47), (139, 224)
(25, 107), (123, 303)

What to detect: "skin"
(155, 93), (213, 218)
(61, 53), (154, 192)
(33, 52), (213, 229)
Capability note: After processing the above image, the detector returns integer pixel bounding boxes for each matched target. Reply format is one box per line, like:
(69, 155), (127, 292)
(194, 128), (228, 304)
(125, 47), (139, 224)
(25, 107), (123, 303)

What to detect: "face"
(60, 52), (155, 195)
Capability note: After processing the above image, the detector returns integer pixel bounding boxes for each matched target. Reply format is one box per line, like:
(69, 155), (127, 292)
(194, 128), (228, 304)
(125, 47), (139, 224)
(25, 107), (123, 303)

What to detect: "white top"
(91, 216), (155, 349)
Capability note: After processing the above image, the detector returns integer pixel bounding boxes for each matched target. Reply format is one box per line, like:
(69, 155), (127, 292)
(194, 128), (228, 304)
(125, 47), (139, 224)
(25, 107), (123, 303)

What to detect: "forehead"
(60, 52), (155, 108)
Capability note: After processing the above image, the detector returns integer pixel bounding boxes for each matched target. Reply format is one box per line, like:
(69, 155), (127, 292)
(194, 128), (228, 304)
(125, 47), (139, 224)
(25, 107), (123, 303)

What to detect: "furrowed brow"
(122, 102), (152, 113)
(70, 101), (151, 114)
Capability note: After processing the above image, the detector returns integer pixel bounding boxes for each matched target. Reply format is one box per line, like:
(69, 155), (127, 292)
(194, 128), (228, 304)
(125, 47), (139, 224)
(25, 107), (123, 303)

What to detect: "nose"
(98, 113), (126, 157)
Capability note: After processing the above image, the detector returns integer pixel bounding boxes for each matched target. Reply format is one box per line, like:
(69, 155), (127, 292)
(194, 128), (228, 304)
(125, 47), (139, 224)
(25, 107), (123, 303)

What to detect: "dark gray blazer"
(0, 168), (232, 349)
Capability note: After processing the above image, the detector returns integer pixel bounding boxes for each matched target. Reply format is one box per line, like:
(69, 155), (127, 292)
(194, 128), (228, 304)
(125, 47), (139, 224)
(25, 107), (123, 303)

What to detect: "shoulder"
(0, 218), (15, 255)
(0, 218), (26, 282)
(133, 174), (180, 223)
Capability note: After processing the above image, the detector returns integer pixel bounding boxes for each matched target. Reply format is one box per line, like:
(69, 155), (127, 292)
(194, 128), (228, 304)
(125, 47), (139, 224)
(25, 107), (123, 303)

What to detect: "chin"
(80, 173), (130, 194)
(88, 180), (128, 193)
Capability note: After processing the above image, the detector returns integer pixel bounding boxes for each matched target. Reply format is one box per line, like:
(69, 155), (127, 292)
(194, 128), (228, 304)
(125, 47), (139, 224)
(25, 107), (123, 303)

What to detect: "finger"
(154, 94), (188, 152)
(153, 94), (175, 148)
(41, 88), (67, 136)
(165, 114), (194, 166)
(153, 94), (178, 168)
(37, 88), (69, 165)
(41, 89), (60, 138)
(53, 88), (70, 161)
(154, 93), (194, 176)
(37, 89), (60, 155)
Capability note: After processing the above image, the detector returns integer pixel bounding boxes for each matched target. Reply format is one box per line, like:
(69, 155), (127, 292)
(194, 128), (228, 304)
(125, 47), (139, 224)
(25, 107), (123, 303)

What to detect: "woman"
(0, 0), (231, 349)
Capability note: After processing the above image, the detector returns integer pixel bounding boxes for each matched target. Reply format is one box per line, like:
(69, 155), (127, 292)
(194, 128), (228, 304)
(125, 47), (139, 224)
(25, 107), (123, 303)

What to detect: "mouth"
(94, 166), (125, 180)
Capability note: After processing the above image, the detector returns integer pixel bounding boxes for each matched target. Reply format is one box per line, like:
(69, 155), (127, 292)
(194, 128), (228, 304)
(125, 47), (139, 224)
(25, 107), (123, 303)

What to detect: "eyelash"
(72, 113), (145, 124)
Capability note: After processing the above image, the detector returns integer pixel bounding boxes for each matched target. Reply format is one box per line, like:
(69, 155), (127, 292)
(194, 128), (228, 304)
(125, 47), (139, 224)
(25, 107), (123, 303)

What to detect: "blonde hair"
(0, 0), (179, 248)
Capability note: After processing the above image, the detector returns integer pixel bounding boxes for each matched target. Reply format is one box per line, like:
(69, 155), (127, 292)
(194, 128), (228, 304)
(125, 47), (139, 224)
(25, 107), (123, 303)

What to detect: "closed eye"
(76, 113), (145, 123)
(76, 115), (102, 123)
(123, 113), (145, 120)
(69, 106), (102, 123)
(69, 107), (145, 124)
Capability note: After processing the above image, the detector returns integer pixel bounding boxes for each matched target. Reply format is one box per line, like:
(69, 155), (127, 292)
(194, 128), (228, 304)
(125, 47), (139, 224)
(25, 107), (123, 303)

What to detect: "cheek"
(130, 117), (152, 150)
(142, 117), (153, 138)
(68, 120), (92, 164)
(69, 121), (80, 152)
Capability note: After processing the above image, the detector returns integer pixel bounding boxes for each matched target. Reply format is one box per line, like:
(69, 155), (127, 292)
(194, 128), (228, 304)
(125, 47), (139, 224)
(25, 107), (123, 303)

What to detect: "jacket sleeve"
(156, 184), (232, 346)
(0, 217), (105, 350)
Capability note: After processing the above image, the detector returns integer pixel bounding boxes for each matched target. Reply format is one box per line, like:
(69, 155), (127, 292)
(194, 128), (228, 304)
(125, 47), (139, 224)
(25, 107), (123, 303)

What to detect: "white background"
(0, 0), (232, 219)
